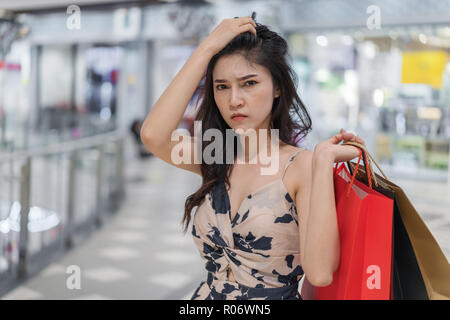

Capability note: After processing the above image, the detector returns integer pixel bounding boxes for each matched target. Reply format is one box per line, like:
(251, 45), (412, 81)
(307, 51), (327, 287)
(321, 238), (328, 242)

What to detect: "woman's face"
(212, 54), (279, 134)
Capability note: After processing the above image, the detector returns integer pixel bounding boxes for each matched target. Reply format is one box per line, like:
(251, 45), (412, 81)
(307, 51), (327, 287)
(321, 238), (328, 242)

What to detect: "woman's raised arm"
(140, 44), (213, 176)
(140, 17), (256, 175)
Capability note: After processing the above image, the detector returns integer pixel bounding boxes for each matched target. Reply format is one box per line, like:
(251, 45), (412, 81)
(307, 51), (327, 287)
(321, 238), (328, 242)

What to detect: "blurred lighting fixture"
(373, 89), (384, 107)
(417, 107), (441, 120)
(341, 35), (353, 46)
(315, 68), (330, 82)
(339, 70), (358, 107)
(418, 33), (428, 44)
(344, 70), (358, 88)
(316, 35), (328, 47)
(363, 41), (377, 59)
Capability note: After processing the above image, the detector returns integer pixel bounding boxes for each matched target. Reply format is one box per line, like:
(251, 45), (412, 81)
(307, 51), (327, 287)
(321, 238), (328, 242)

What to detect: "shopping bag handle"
(342, 141), (388, 188)
(346, 147), (365, 196)
(344, 142), (374, 189)
(332, 145), (365, 197)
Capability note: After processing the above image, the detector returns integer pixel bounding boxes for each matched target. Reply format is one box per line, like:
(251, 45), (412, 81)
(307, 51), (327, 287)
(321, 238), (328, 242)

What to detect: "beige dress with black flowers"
(190, 148), (306, 300)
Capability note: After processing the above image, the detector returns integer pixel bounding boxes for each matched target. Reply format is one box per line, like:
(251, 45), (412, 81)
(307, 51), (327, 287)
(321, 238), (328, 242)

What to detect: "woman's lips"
(232, 115), (247, 121)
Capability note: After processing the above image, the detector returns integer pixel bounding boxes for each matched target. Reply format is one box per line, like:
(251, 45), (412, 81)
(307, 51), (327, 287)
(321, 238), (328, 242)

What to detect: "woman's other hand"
(314, 129), (366, 163)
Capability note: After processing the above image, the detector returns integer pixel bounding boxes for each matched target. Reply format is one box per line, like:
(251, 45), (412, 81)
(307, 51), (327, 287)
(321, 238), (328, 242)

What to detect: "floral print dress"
(190, 149), (306, 300)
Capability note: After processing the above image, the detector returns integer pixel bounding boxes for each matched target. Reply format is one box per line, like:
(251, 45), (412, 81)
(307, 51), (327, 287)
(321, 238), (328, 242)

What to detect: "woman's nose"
(230, 87), (244, 107)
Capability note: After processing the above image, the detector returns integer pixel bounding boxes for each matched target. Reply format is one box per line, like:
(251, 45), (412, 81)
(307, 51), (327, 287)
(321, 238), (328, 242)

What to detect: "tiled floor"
(1, 150), (449, 300)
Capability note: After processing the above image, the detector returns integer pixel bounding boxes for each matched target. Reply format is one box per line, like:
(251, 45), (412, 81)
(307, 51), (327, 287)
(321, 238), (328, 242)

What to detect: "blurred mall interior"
(0, 0), (449, 299)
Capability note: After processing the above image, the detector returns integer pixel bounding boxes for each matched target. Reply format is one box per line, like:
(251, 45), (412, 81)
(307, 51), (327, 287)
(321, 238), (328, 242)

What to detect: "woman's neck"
(236, 128), (281, 165)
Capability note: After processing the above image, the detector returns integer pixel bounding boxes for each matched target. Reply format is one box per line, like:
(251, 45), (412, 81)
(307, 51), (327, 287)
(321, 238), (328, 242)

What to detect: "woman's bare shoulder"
(281, 145), (312, 162)
(286, 147), (314, 194)
(285, 147), (313, 195)
(280, 143), (306, 156)
(291, 147), (313, 170)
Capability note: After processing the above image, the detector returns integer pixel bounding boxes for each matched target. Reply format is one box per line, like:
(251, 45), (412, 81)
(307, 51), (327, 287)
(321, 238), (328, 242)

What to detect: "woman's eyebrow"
(214, 74), (258, 83)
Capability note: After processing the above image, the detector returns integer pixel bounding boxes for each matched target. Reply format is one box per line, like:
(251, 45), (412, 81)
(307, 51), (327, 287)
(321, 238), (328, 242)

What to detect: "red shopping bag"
(313, 160), (394, 300)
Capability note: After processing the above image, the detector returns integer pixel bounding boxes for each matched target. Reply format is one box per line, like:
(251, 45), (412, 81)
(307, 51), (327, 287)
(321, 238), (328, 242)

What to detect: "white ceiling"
(0, 0), (141, 11)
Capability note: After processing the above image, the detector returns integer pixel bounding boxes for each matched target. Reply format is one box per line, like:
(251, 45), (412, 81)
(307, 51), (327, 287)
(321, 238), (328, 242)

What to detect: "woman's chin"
(232, 125), (253, 135)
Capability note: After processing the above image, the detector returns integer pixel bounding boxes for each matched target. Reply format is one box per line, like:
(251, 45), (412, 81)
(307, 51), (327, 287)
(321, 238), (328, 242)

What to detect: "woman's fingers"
(232, 16), (257, 36)
(355, 136), (365, 145)
(342, 132), (355, 141)
(235, 16), (256, 28)
(339, 129), (352, 140)
(245, 16), (257, 27)
(241, 17), (257, 35)
(330, 133), (344, 144)
(240, 23), (257, 36)
(331, 130), (366, 147)
(338, 129), (366, 145)
(248, 17), (257, 27)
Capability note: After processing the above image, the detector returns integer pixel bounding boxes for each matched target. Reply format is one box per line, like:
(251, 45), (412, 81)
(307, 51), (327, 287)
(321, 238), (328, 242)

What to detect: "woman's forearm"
(304, 151), (340, 285)
(140, 44), (214, 145)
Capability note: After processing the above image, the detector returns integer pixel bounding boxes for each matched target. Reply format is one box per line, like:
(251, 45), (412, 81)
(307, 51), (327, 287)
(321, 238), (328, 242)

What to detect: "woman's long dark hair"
(182, 19), (312, 233)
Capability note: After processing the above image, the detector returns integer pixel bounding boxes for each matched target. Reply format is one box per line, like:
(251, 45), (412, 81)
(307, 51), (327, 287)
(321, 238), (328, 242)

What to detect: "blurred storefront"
(289, 30), (450, 181)
(282, 0), (450, 183)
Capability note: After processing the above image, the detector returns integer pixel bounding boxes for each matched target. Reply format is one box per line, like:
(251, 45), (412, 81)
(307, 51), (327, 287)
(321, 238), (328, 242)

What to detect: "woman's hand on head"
(199, 17), (257, 56)
(314, 129), (366, 163)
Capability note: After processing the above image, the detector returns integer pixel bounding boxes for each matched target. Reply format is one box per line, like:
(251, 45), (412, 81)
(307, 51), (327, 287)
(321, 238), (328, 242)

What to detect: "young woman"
(140, 16), (365, 300)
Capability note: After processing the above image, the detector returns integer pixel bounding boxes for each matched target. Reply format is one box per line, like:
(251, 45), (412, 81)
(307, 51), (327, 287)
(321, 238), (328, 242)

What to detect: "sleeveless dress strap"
(281, 149), (305, 179)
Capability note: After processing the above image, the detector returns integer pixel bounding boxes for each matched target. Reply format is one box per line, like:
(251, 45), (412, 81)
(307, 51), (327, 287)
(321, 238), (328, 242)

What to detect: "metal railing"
(0, 130), (126, 291)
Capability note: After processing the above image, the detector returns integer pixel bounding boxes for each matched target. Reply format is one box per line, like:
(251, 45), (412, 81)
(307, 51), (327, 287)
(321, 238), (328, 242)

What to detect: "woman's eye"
(216, 81), (256, 90)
